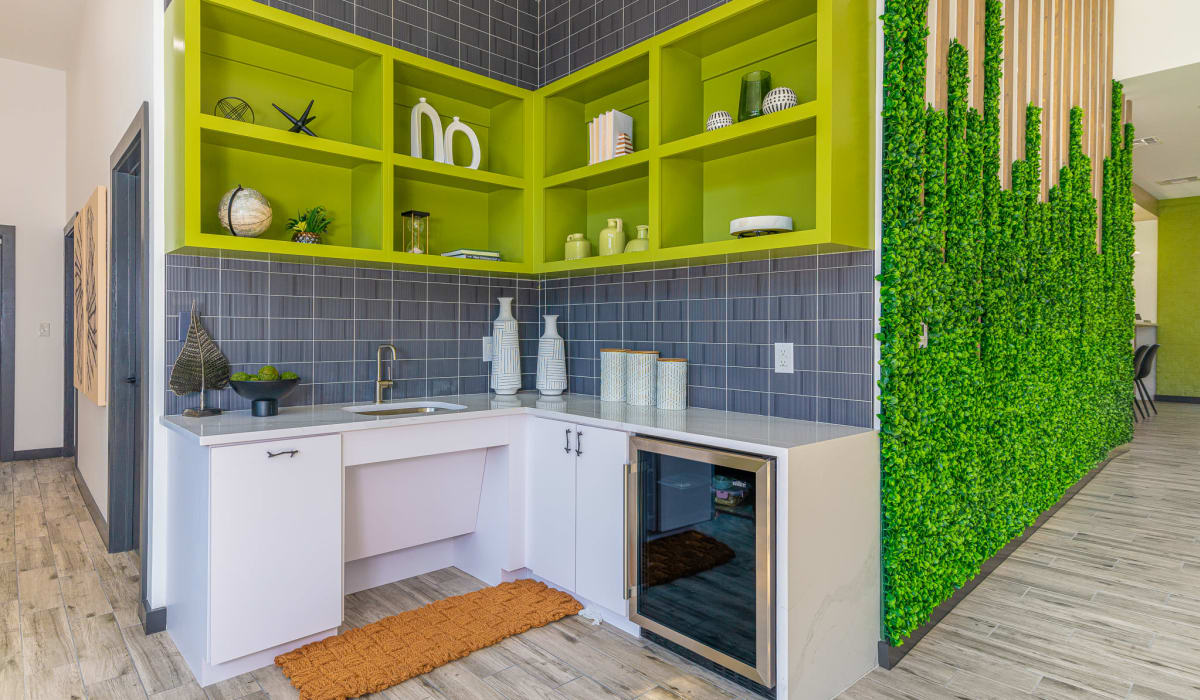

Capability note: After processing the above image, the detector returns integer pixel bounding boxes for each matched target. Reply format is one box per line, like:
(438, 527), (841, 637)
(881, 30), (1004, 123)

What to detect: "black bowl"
(229, 378), (299, 416)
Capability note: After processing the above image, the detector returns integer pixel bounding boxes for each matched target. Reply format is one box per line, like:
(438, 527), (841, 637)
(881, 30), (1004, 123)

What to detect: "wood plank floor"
(0, 457), (750, 699)
(842, 402), (1200, 699)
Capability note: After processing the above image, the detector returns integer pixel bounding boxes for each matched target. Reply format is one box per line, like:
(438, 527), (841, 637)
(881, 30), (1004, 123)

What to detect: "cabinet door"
(574, 425), (629, 613)
(527, 417), (577, 591)
(209, 434), (342, 664)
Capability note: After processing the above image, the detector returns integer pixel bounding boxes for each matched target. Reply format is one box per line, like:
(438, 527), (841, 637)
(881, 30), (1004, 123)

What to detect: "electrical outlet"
(38, 322), (51, 338)
(482, 335), (494, 361)
(774, 342), (794, 373)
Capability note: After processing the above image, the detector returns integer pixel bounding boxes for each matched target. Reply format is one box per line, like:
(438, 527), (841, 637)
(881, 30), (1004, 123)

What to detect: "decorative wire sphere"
(215, 97), (254, 123)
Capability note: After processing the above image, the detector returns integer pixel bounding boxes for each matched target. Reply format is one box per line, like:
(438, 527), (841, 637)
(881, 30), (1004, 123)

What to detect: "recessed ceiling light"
(1131, 136), (1161, 146)
(1157, 175), (1200, 185)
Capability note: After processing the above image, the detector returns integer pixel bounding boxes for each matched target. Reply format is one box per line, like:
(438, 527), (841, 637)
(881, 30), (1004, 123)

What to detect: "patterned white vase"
(656, 358), (687, 410)
(536, 315), (567, 396)
(490, 297), (521, 395)
(626, 351), (659, 406)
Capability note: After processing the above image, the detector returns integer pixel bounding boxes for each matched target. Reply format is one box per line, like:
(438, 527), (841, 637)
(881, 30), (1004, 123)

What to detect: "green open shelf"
(198, 0), (383, 149)
(168, 0), (872, 271)
(542, 49), (652, 177)
(393, 56), (527, 179)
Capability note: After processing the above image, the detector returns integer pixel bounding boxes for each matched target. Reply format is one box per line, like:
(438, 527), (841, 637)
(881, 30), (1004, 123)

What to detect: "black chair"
(1128, 345), (1147, 422)
(1136, 343), (1159, 417)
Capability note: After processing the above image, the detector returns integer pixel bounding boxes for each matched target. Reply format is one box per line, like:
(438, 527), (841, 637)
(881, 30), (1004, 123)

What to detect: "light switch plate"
(482, 335), (493, 361)
(38, 322), (51, 338)
(774, 342), (794, 373)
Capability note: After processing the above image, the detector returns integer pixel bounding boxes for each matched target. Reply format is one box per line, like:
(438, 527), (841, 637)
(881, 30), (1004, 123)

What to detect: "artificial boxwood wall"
(879, 0), (1136, 645)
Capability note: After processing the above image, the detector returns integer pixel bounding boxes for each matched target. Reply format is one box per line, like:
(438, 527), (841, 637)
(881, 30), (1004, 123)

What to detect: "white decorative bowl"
(762, 86), (798, 114)
(730, 215), (794, 238)
(705, 110), (733, 131)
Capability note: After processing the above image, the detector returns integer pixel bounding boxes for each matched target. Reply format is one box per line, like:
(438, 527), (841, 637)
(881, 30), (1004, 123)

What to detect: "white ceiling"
(1124, 61), (1200, 201)
(0, 0), (83, 71)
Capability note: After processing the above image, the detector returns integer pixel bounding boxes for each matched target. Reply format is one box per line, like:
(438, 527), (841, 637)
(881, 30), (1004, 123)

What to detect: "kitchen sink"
(342, 401), (468, 417)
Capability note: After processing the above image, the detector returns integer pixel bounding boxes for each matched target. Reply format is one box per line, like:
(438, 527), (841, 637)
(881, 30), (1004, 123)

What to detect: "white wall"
(0, 58), (67, 453)
(1134, 219), (1158, 323)
(1114, 0), (1200, 79)
(66, 0), (154, 521)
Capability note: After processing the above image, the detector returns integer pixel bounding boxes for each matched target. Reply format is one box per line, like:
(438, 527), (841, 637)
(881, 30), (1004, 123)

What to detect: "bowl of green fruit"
(228, 366), (301, 417)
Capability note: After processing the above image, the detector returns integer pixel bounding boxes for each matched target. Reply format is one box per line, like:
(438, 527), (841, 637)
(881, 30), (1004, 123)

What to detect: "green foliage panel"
(879, 0), (1136, 645)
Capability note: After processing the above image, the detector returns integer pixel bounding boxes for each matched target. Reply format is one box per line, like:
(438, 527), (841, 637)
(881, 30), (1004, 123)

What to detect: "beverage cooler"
(625, 436), (776, 692)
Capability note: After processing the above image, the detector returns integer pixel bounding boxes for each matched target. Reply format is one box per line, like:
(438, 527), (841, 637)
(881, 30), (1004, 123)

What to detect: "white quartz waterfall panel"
(344, 449), (487, 562)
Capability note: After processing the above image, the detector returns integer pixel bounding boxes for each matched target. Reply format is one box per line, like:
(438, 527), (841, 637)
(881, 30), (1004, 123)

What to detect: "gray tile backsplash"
(166, 250), (875, 428)
(164, 254), (540, 415)
(251, 0), (729, 90)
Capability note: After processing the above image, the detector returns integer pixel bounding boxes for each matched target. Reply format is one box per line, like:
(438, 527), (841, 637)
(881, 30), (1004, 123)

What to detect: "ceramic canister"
(626, 350), (659, 406)
(600, 348), (628, 402)
(656, 358), (687, 411)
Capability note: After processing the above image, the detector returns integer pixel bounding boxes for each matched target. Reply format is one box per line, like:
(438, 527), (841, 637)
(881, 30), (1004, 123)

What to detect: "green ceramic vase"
(564, 233), (591, 260)
(624, 224), (650, 253)
(598, 218), (626, 256)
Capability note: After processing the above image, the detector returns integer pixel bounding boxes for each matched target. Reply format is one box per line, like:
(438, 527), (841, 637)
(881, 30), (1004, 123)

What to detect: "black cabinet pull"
(124, 376), (136, 384)
(267, 449), (298, 458)
(575, 430), (583, 457)
(563, 428), (572, 454)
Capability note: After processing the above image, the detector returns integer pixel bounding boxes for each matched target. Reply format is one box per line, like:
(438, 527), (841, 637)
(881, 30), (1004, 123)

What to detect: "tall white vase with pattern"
(536, 315), (567, 396)
(490, 297), (521, 395)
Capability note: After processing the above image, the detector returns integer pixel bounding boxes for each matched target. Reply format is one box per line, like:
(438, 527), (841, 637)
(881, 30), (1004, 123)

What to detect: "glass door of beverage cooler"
(625, 436), (775, 688)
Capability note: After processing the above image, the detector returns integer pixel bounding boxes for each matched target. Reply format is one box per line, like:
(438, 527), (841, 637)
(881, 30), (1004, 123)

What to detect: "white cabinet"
(209, 435), (343, 664)
(527, 417), (627, 613)
(575, 424), (630, 614)
(528, 418), (577, 591)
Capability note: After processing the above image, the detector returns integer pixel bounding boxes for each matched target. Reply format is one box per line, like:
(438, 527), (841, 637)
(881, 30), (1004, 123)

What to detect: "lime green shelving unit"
(166, 0), (872, 273)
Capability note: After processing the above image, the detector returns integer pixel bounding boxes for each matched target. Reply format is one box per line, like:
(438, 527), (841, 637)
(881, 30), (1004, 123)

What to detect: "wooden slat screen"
(924, 0), (1115, 198)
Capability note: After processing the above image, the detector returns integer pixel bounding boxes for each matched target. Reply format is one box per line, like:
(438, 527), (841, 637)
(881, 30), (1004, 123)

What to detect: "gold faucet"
(375, 344), (398, 403)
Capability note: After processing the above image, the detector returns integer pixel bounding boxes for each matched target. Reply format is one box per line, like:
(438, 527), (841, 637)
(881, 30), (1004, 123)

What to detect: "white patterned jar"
(626, 351), (659, 406)
(600, 348), (628, 402)
(762, 86), (798, 114)
(536, 314), (567, 396)
(705, 110), (733, 132)
(656, 358), (687, 410)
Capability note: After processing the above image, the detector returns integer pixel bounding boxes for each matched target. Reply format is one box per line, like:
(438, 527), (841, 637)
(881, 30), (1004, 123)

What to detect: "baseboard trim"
(12, 447), (68, 460)
(72, 463), (109, 550)
(140, 599), (166, 635)
(878, 443), (1130, 669)
(1156, 395), (1200, 404)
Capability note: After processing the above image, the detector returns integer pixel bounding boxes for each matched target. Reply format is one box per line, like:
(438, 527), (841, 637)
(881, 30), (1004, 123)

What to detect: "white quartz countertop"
(160, 392), (871, 453)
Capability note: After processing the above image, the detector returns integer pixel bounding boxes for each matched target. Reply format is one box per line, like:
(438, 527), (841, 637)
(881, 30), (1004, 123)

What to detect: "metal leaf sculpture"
(170, 302), (230, 415)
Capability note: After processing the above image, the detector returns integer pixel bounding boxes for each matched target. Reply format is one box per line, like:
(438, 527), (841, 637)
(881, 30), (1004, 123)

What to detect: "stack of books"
(441, 248), (501, 261)
(588, 109), (634, 164)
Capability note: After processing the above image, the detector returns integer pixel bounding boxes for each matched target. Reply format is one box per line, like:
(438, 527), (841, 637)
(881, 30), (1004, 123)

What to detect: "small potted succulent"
(287, 205), (332, 244)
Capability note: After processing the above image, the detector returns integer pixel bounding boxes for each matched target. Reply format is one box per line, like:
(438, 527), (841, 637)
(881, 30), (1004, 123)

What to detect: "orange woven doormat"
(274, 579), (581, 700)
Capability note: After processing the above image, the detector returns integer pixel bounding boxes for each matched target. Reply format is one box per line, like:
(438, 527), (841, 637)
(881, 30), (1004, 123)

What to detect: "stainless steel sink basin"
(342, 401), (467, 417)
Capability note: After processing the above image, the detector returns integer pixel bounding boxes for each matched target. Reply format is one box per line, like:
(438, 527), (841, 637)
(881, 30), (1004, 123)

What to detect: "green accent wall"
(1157, 195), (1200, 398)
(879, 0), (1135, 646)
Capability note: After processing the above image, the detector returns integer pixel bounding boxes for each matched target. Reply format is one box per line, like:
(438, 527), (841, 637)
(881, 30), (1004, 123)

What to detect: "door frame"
(107, 102), (160, 632)
(63, 217), (77, 458)
(0, 225), (14, 462)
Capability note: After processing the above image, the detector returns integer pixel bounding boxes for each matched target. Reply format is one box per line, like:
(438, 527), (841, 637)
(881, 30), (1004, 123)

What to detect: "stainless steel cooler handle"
(624, 461), (636, 601)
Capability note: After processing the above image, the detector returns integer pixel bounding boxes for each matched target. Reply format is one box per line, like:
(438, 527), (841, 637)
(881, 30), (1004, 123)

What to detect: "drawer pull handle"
(563, 428), (572, 454)
(575, 430), (583, 457)
(267, 449), (299, 459)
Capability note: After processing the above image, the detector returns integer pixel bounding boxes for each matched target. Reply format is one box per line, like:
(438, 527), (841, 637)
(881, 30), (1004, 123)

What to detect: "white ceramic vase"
(490, 297), (521, 395)
(410, 97), (446, 162)
(536, 315), (567, 396)
(444, 116), (482, 170)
